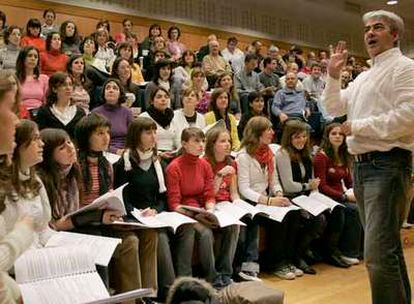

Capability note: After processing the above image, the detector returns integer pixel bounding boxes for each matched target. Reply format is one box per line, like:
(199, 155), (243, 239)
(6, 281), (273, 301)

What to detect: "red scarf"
(254, 144), (274, 184)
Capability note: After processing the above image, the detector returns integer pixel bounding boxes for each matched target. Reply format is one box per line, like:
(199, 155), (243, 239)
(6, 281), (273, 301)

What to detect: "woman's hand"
(102, 210), (124, 224)
(140, 208), (157, 217)
(51, 217), (74, 231)
(308, 178), (321, 190)
(217, 165), (235, 177)
(269, 197), (291, 207)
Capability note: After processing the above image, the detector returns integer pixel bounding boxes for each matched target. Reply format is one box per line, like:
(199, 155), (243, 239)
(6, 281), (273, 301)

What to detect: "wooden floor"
(261, 229), (414, 304)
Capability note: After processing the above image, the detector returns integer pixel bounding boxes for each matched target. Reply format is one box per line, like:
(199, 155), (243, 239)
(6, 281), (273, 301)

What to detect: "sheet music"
(84, 288), (154, 304)
(211, 210), (245, 227)
(292, 195), (330, 216)
(103, 152), (121, 165)
(309, 192), (344, 211)
(131, 210), (197, 233)
(66, 183), (128, 218)
(215, 201), (251, 219)
(255, 204), (301, 222)
(232, 199), (263, 217)
(45, 231), (121, 267)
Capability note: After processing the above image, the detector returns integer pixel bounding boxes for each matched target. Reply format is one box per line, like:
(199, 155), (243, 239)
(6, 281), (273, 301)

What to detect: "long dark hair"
(111, 57), (132, 87)
(16, 46), (41, 82)
(101, 78), (127, 105)
(37, 128), (82, 217)
(74, 113), (112, 194)
(12, 120), (42, 198)
(280, 120), (311, 163)
(46, 72), (72, 106)
(152, 59), (172, 84)
(320, 122), (351, 167)
(26, 18), (41, 38)
(45, 31), (62, 52)
(60, 20), (80, 45)
(209, 88), (231, 131)
(125, 117), (157, 165)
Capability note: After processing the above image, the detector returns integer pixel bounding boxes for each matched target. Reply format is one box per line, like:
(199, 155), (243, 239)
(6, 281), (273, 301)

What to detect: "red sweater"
(166, 153), (215, 211)
(313, 151), (353, 201)
(204, 157), (237, 202)
(40, 50), (69, 76)
(21, 36), (46, 52)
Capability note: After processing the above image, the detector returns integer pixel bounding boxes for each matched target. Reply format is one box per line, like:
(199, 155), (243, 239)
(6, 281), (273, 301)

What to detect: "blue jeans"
(353, 148), (412, 304)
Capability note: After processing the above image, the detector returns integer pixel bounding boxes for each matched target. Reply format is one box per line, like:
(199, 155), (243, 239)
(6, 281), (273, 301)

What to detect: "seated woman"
(144, 59), (179, 109)
(313, 123), (362, 266)
(20, 18), (45, 52)
(36, 72), (85, 139)
(116, 42), (144, 84)
(113, 117), (193, 301)
(237, 91), (267, 140)
(173, 50), (198, 95)
(140, 87), (177, 159)
(166, 127), (239, 288)
(67, 54), (91, 113)
(215, 72), (241, 118)
(16, 46), (49, 117)
(204, 88), (240, 151)
(171, 88), (206, 149)
(111, 57), (143, 115)
(94, 28), (115, 71)
(139, 23), (162, 58)
(276, 120), (327, 274)
(60, 20), (81, 56)
(0, 70), (29, 119)
(2, 25), (21, 70)
(92, 78), (133, 155)
(74, 114), (158, 297)
(166, 26), (186, 62)
(40, 31), (69, 77)
(236, 117), (301, 281)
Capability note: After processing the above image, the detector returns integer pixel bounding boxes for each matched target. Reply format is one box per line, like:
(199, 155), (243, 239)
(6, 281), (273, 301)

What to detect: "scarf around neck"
(254, 144), (274, 185)
(147, 105), (174, 129)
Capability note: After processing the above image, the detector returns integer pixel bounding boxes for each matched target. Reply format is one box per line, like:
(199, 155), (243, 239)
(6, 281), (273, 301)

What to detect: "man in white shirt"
(322, 10), (414, 304)
(221, 36), (245, 74)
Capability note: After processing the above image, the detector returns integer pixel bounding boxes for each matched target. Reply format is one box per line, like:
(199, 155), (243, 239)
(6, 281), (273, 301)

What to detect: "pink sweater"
(20, 74), (49, 110)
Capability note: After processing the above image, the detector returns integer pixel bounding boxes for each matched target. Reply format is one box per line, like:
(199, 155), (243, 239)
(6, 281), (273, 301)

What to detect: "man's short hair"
(244, 53), (258, 63)
(227, 36), (238, 45)
(362, 10), (404, 39)
(263, 56), (275, 67)
(311, 62), (321, 70)
(268, 45), (279, 53)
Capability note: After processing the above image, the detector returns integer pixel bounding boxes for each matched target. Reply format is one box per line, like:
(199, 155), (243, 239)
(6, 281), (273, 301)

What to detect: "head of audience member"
(60, 20), (79, 43)
(190, 67), (206, 91)
(252, 40), (263, 55)
(321, 122), (351, 167)
(66, 54), (86, 83)
(153, 59), (172, 83)
(168, 26), (181, 42)
(263, 57), (277, 74)
(215, 72), (233, 92)
(101, 78), (126, 107)
(267, 45), (280, 60)
(180, 50), (196, 68)
(307, 51), (317, 66)
(122, 18), (133, 35)
(45, 31), (62, 53)
(0, 11), (6, 30)
(16, 46), (41, 82)
(43, 9), (56, 26)
(38, 128), (80, 218)
(348, 56), (356, 66)
(46, 72), (73, 106)
(319, 51), (328, 61)
(181, 88), (198, 115)
(244, 54), (259, 73)
(210, 88), (230, 115)
(150, 87), (170, 112)
(80, 36), (97, 57)
(181, 128), (205, 157)
(166, 277), (219, 304)
(12, 120), (44, 196)
(281, 120), (311, 160)
(148, 23), (162, 39)
(245, 44), (256, 56)
(206, 34), (217, 44)
(285, 72), (298, 90)
(362, 10), (403, 57)
(340, 70), (351, 89)
(241, 116), (274, 153)
(116, 42), (134, 63)
(153, 50), (168, 63)
(0, 70), (21, 118)
(286, 62), (299, 74)
(310, 62), (322, 79)
(4, 25), (21, 47)
(319, 59), (328, 72)
(0, 77), (19, 156)
(95, 28), (109, 48)
(126, 117), (157, 158)
(208, 40), (220, 56)
(247, 91), (265, 115)
(111, 57), (132, 86)
(96, 19), (111, 33)
(205, 127), (232, 165)
(153, 36), (167, 52)
(226, 37), (238, 53)
(26, 18), (42, 38)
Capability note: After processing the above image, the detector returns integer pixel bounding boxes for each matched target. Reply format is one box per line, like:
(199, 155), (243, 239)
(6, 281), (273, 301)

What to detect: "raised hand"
(328, 41), (348, 80)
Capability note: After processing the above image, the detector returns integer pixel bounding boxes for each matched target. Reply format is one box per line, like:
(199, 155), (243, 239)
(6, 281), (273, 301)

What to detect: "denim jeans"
(339, 202), (363, 258)
(353, 148), (412, 304)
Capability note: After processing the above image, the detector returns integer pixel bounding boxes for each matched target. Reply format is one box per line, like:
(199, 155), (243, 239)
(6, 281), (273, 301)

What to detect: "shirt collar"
(371, 47), (401, 66)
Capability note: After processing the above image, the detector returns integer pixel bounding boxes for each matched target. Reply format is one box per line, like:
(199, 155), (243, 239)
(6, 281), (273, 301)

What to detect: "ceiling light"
(387, 0), (398, 5)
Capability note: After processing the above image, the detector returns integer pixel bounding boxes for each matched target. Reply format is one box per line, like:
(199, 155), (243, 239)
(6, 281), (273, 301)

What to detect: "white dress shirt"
(322, 48), (414, 154)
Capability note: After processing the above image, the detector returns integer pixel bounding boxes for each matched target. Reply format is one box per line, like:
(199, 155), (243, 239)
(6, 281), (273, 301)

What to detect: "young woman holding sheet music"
(166, 127), (239, 289)
(0, 78), (37, 304)
(313, 123), (362, 266)
(236, 116), (303, 281)
(114, 117), (194, 301)
(276, 120), (327, 274)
